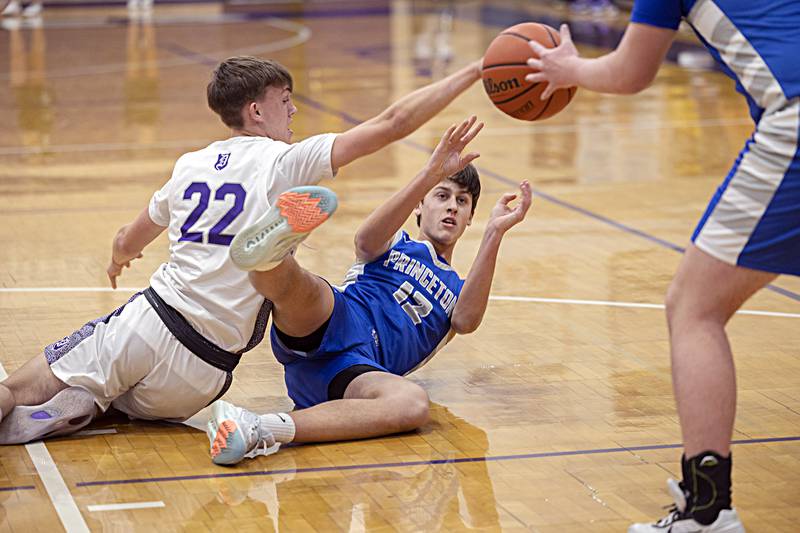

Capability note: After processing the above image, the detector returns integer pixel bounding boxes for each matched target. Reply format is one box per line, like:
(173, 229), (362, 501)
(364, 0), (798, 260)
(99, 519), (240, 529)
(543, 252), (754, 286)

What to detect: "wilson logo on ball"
(483, 77), (521, 95)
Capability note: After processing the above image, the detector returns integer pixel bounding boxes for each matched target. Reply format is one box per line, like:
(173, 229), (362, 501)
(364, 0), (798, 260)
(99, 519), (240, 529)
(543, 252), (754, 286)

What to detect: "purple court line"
(0, 485), (36, 492)
(74, 435), (800, 488)
(158, 42), (800, 303)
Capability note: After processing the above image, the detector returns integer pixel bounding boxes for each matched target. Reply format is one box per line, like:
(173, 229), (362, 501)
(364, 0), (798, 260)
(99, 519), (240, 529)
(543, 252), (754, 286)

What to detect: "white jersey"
(148, 133), (337, 352)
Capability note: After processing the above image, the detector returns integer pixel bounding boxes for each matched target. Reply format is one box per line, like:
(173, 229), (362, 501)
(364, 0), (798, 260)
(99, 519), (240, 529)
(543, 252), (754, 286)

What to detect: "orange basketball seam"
(492, 82), (542, 105)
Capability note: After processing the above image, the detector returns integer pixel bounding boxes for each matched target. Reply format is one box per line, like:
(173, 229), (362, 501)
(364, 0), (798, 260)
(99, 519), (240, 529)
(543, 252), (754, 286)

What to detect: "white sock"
(259, 413), (295, 443)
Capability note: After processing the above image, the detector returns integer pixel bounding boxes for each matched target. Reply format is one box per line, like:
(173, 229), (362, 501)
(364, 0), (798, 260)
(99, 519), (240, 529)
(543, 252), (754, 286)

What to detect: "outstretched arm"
(525, 23), (676, 99)
(330, 61), (482, 171)
(353, 116), (483, 262)
(107, 207), (166, 289)
(450, 181), (532, 334)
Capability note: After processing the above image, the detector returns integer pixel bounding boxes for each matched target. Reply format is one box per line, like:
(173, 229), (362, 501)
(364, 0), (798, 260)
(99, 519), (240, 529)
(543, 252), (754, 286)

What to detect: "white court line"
(1, 287), (797, 318)
(74, 429), (117, 437)
(489, 295), (800, 318)
(87, 501), (165, 512)
(0, 363), (89, 533)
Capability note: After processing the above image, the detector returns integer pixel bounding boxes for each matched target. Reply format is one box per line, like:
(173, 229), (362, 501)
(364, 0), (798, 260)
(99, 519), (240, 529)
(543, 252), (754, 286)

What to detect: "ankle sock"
(683, 451), (732, 525)
(260, 413), (295, 443)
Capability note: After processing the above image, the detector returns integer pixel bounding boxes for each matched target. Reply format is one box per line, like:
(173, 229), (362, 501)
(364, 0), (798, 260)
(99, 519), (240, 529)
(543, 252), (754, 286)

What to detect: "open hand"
(525, 24), (579, 100)
(488, 180), (533, 233)
(426, 115), (484, 179)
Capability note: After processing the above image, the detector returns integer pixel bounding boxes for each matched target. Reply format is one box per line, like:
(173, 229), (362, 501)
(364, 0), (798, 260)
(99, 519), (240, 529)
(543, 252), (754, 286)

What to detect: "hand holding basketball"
(426, 115), (484, 178)
(482, 22), (577, 121)
(525, 24), (580, 100)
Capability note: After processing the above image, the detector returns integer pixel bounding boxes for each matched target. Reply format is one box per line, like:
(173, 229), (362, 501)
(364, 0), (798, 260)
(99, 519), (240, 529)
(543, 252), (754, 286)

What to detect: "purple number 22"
(179, 182), (246, 246)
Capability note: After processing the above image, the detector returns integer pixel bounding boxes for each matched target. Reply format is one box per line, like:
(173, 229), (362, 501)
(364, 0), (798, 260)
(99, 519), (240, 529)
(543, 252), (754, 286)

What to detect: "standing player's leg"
(666, 246), (772, 523)
(667, 246), (775, 459)
(632, 97), (799, 532)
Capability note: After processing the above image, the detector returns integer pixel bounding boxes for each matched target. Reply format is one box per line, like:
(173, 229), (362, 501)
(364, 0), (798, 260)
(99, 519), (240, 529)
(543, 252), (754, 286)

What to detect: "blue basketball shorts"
(270, 288), (387, 409)
(692, 96), (800, 275)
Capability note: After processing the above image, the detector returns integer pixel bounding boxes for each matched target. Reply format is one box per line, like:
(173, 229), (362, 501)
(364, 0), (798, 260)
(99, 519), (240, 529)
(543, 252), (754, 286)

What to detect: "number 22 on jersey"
(179, 182), (246, 246)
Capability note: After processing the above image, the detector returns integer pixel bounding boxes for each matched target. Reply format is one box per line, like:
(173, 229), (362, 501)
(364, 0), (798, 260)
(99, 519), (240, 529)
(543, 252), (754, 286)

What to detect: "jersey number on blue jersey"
(179, 182), (246, 246)
(393, 281), (433, 325)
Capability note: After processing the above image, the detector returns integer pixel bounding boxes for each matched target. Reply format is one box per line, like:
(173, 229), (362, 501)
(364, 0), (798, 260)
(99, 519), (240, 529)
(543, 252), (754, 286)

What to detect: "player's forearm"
(354, 165), (445, 259)
(568, 52), (652, 94)
(450, 226), (503, 334)
(111, 225), (144, 265)
(110, 208), (165, 265)
(376, 61), (481, 141)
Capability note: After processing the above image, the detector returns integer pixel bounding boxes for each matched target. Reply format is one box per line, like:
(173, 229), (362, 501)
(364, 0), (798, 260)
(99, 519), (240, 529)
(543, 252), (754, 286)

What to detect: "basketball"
(482, 22), (577, 121)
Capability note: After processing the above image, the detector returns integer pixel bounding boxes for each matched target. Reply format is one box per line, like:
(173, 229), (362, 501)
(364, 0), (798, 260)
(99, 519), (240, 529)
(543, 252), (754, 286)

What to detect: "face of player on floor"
(415, 179), (474, 255)
(252, 84), (297, 143)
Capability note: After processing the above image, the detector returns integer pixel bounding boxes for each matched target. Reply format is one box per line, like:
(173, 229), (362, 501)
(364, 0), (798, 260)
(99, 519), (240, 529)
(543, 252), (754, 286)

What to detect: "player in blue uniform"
(206, 116), (533, 465)
(525, 1), (800, 532)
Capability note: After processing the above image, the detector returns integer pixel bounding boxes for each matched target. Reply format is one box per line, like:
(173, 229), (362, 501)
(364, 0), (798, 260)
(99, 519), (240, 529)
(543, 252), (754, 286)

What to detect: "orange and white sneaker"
(206, 400), (279, 466)
(229, 186), (338, 271)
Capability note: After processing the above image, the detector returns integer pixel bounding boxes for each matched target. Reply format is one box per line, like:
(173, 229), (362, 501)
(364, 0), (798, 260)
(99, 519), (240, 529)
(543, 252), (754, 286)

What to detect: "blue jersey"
(631, 0), (800, 121)
(338, 231), (464, 375)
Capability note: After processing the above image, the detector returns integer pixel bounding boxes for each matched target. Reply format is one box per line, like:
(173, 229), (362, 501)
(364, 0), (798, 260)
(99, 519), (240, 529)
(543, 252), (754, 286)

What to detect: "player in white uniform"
(0, 55), (482, 444)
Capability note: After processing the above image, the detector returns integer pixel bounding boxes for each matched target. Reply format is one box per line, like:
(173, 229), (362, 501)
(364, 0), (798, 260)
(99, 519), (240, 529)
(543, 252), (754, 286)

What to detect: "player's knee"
(392, 385), (430, 431)
(0, 383), (14, 410)
(664, 280), (684, 328)
(666, 279), (728, 331)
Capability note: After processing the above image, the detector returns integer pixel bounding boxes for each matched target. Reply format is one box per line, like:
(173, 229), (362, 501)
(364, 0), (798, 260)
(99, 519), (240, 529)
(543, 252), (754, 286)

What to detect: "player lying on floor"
(206, 116), (533, 465)
(0, 56), (482, 445)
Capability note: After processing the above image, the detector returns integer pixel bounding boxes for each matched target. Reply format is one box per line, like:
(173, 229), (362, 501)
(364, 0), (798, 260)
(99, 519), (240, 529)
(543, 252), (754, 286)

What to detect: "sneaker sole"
(208, 401), (249, 465)
(0, 387), (96, 444)
(229, 186), (338, 271)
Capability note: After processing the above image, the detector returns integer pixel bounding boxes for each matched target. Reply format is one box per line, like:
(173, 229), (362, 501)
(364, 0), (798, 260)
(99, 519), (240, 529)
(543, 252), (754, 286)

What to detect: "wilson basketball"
(482, 22), (577, 121)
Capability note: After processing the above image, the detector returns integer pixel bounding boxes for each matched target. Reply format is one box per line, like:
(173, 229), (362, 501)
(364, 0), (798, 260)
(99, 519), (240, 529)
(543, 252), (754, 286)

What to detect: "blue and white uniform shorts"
(693, 96), (800, 275)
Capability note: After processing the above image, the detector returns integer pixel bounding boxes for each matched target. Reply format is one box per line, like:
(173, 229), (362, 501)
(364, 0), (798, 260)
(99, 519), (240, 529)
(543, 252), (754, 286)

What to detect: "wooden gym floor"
(1, 1), (799, 531)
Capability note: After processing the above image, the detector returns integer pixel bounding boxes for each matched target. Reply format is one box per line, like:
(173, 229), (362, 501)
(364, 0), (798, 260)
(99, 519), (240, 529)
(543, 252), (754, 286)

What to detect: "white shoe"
(21, 2), (40, 17)
(1, 0), (21, 16)
(629, 479), (745, 532)
(206, 400), (279, 465)
(229, 186), (337, 271)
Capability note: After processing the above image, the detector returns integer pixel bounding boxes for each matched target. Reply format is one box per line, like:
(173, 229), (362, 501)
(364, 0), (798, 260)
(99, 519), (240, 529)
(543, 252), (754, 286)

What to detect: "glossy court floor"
(1, 0), (799, 531)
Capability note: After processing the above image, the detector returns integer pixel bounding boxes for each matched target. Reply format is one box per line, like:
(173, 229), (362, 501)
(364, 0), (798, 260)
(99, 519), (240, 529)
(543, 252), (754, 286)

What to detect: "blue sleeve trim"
(631, 0), (682, 30)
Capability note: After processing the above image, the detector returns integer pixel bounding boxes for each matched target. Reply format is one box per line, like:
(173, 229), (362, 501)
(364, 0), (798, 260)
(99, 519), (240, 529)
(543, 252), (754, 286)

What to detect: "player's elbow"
(353, 235), (380, 262)
(451, 316), (480, 335)
(619, 74), (655, 94)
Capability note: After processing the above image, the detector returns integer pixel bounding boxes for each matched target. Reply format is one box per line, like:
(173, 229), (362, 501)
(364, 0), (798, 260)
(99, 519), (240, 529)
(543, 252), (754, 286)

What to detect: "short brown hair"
(207, 56), (293, 129)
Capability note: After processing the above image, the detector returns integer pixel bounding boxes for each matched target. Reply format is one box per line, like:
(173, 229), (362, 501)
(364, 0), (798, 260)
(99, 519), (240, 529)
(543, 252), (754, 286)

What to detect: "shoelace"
(244, 440), (281, 459)
(238, 409), (280, 459)
(654, 504), (690, 527)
